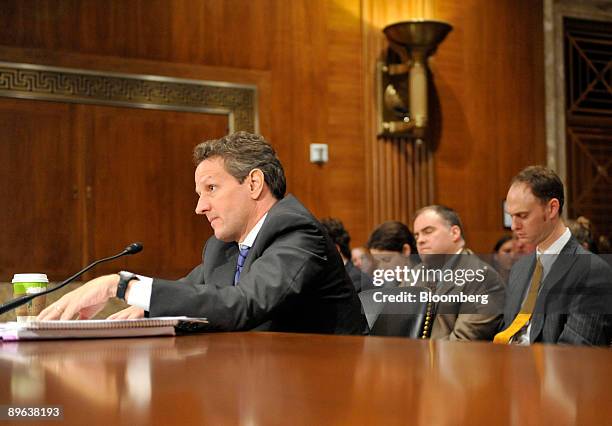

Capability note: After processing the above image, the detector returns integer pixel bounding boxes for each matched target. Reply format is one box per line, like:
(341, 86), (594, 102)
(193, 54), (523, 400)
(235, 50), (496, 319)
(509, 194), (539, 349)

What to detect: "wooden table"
(0, 333), (610, 425)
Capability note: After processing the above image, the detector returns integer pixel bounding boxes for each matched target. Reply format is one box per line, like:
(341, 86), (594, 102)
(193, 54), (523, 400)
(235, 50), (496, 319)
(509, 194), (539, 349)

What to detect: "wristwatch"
(116, 271), (139, 301)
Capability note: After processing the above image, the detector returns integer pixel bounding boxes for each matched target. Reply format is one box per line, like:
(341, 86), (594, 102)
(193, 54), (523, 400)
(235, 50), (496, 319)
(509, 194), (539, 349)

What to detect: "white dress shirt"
(126, 213), (268, 312)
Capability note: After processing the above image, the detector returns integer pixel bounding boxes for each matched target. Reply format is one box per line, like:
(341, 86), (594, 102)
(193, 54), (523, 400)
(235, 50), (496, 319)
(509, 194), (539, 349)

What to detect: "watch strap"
(116, 271), (139, 301)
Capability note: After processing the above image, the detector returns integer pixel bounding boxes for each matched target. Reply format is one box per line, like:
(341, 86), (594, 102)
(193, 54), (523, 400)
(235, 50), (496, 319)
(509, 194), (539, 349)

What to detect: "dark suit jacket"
(503, 236), (612, 345)
(148, 194), (365, 334)
(345, 261), (372, 293)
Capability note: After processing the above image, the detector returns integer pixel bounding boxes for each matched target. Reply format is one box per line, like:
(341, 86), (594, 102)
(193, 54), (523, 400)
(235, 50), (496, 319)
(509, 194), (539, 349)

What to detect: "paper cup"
(12, 273), (49, 322)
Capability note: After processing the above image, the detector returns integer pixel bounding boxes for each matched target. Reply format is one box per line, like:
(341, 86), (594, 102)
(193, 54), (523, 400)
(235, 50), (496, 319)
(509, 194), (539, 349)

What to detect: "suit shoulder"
(575, 248), (612, 276)
(264, 195), (323, 233)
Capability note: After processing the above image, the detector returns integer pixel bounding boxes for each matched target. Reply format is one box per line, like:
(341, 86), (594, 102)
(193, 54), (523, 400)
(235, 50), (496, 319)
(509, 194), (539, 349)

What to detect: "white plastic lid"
(12, 273), (49, 283)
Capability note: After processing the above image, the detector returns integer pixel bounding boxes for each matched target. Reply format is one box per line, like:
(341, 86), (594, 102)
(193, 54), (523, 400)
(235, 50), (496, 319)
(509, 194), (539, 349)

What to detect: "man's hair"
(511, 165), (564, 215)
(193, 131), (286, 199)
(320, 218), (351, 259)
(367, 221), (417, 254)
(414, 205), (465, 239)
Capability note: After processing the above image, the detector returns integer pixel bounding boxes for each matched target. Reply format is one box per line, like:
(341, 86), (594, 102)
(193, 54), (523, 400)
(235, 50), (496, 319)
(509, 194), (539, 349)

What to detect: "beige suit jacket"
(403, 248), (505, 341)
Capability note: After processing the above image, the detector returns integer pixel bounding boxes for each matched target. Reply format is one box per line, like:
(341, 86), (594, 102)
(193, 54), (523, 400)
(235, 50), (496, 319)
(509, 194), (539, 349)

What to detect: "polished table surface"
(1, 332), (611, 425)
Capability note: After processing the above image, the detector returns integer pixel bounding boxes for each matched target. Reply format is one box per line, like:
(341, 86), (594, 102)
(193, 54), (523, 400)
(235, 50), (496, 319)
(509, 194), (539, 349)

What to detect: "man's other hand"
(107, 306), (145, 320)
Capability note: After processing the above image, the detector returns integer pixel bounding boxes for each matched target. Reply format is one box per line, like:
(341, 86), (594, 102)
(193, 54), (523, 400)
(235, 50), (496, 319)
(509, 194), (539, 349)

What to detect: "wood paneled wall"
(0, 0), (545, 257)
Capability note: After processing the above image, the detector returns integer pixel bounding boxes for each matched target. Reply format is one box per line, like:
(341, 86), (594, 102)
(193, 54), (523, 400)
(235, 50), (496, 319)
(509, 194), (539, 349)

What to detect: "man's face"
(506, 182), (555, 247)
(413, 210), (461, 255)
(194, 157), (254, 242)
(351, 247), (374, 275)
(351, 247), (366, 269)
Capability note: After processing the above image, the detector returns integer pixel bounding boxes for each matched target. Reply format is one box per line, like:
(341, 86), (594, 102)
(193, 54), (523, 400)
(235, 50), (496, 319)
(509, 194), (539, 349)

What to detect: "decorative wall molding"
(0, 61), (258, 133)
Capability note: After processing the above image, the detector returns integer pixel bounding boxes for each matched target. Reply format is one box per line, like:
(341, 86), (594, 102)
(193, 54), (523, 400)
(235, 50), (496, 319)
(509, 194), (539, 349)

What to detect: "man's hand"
(37, 274), (119, 321)
(107, 306), (145, 320)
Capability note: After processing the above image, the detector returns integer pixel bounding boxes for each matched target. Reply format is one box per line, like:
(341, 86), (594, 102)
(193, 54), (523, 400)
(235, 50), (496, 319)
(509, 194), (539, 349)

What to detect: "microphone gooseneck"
(0, 242), (144, 316)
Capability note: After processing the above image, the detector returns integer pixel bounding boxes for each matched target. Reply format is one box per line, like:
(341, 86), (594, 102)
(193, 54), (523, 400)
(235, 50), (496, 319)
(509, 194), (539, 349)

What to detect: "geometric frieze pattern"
(0, 62), (257, 133)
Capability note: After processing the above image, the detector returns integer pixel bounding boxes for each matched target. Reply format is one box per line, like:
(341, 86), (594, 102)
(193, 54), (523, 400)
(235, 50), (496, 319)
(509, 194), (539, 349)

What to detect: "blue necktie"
(234, 245), (250, 285)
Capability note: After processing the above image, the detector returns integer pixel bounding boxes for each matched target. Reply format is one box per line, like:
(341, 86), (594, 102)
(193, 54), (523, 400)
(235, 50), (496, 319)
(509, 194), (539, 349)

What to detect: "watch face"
(120, 272), (137, 282)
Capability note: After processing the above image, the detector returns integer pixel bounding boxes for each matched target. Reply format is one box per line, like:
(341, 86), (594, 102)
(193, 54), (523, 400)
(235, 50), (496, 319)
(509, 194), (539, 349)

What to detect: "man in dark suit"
(494, 166), (612, 345)
(320, 217), (373, 292)
(39, 132), (365, 334)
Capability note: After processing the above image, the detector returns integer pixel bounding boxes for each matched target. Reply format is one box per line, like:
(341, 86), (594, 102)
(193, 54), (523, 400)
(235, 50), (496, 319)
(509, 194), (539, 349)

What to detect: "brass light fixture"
(378, 20), (452, 137)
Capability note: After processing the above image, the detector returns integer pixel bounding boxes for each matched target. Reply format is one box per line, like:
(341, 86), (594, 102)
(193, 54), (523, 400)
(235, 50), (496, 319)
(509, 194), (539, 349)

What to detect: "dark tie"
(234, 245), (250, 285)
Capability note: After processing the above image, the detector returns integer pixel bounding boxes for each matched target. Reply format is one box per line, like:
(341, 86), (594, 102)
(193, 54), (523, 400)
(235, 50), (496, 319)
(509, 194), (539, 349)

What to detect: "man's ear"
(548, 198), (560, 219)
(401, 243), (411, 256)
(450, 225), (462, 243)
(247, 168), (265, 199)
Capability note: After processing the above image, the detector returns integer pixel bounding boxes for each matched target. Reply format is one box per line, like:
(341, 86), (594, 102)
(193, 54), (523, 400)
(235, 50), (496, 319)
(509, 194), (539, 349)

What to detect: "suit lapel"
(425, 253), (459, 295)
(207, 195), (300, 287)
(214, 208), (275, 284)
(426, 252), (467, 305)
(508, 256), (536, 318)
(209, 243), (239, 287)
(529, 238), (579, 341)
(239, 213), (273, 276)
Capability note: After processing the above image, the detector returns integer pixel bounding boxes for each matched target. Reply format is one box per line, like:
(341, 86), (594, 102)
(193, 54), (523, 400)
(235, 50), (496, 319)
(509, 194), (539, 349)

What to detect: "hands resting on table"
(36, 274), (145, 321)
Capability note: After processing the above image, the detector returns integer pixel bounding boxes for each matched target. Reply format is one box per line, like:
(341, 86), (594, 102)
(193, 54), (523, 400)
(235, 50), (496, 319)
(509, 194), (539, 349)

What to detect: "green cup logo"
(12, 273), (49, 321)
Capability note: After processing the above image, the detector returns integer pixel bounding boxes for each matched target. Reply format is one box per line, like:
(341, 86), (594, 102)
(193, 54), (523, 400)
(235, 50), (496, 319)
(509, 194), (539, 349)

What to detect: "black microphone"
(124, 242), (143, 255)
(0, 242), (144, 316)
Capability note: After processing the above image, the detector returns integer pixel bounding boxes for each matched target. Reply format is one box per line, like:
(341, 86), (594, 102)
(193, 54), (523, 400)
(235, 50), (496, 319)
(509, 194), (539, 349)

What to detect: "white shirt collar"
(537, 227), (571, 256)
(239, 213), (268, 249)
(536, 227), (571, 275)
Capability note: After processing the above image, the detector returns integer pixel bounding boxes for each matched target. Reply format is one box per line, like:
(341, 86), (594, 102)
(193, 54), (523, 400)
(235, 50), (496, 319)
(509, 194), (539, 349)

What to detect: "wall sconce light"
(378, 20), (453, 137)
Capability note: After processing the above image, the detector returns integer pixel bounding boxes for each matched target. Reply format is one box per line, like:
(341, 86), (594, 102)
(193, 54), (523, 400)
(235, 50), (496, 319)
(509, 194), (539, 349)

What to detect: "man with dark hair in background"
(495, 165), (611, 345)
(39, 131), (365, 335)
(321, 218), (373, 292)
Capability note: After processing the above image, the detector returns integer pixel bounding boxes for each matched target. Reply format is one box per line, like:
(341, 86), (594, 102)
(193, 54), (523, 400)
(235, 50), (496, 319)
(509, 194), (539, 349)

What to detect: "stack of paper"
(0, 317), (209, 341)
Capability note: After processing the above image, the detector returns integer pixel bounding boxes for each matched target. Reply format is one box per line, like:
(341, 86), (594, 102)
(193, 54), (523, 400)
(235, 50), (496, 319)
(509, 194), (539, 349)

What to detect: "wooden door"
(0, 98), (228, 282)
(0, 98), (83, 281)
